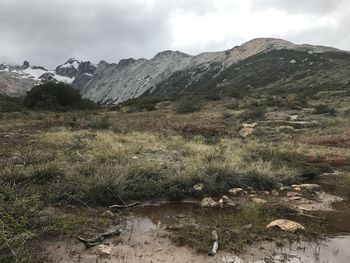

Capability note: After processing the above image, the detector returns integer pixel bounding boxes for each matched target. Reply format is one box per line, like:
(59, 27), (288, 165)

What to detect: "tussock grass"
(1, 93), (349, 261)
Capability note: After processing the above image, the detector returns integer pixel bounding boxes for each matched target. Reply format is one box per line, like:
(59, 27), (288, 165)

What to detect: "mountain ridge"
(0, 38), (347, 101)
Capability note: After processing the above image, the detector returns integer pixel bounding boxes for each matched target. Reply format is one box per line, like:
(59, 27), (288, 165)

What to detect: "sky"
(0, 0), (349, 68)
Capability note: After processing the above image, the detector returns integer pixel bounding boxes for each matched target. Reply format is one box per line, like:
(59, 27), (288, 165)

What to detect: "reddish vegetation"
(305, 155), (350, 166)
(292, 135), (350, 148)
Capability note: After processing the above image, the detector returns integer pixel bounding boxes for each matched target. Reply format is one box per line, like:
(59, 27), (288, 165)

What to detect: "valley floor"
(1, 95), (350, 262)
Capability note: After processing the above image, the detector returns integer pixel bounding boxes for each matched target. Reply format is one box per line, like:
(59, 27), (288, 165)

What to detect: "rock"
(266, 219), (305, 232)
(221, 195), (236, 207)
(22, 61), (30, 69)
(271, 190), (279, 196)
(293, 187), (302, 191)
(96, 244), (111, 256)
(242, 123), (258, 128)
(228, 188), (244, 196)
(286, 192), (301, 198)
(292, 184), (320, 190)
(200, 197), (219, 208)
(252, 198), (267, 204)
(239, 128), (254, 138)
(193, 183), (204, 192)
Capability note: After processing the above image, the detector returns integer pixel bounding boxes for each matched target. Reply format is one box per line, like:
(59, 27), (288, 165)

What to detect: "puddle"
(43, 175), (350, 263)
(122, 202), (350, 263)
(239, 236), (350, 263)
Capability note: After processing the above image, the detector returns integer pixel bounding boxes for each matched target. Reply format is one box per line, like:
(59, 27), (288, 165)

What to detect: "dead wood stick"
(77, 229), (121, 248)
(208, 230), (219, 256)
(109, 202), (141, 212)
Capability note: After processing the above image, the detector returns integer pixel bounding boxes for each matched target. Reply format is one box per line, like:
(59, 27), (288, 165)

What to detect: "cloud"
(253, 0), (347, 15)
(0, 0), (349, 68)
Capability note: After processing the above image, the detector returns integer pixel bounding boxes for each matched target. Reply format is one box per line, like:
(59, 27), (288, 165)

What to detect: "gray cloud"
(253, 0), (347, 15)
(0, 0), (349, 68)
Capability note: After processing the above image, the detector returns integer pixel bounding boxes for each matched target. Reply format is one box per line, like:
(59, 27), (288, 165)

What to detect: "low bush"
(24, 82), (98, 110)
(176, 97), (202, 114)
(87, 117), (111, 130)
(240, 106), (266, 121)
(313, 104), (336, 115)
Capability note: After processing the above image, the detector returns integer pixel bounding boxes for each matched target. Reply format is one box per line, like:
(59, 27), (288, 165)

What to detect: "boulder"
(266, 219), (304, 232)
(96, 244), (111, 256)
(228, 188), (244, 196)
(200, 197), (219, 208)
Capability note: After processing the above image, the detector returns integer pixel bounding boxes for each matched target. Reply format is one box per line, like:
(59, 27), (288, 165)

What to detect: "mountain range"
(1, 38), (349, 103)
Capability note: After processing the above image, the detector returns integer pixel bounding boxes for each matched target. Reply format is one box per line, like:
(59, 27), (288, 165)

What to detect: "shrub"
(87, 117), (111, 130)
(176, 97), (202, 114)
(24, 82), (97, 110)
(204, 93), (222, 101)
(119, 97), (160, 112)
(240, 106), (266, 121)
(313, 104), (336, 115)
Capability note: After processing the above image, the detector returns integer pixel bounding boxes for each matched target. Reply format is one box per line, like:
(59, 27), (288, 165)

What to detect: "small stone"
(292, 184), (320, 190)
(228, 188), (244, 196)
(97, 244), (111, 256)
(252, 198), (267, 204)
(193, 183), (204, 191)
(221, 195), (236, 207)
(200, 197), (218, 208)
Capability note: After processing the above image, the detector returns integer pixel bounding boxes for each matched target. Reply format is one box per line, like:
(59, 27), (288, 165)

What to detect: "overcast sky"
(0, 0), (349, 68)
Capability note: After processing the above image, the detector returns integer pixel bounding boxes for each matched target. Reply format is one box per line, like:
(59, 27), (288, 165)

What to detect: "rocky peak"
(77, 61), (96, 75)
(55, 58), (81, 78)
(118, 58), (137, 68)
(22, 61), (30, 69)
(153, 50), (191, 60)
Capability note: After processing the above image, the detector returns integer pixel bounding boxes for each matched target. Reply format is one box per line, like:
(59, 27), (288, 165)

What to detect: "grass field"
(1, 94), (350, 262)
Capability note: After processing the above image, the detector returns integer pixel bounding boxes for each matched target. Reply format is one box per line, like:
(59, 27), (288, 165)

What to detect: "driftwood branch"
(77, 229), (121, 248)
(109, 202), (141, 212)
(208, 230), (219, 256)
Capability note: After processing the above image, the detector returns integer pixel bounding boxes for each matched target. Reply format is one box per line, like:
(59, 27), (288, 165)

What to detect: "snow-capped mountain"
(0, 38), (346, 101)
(0, 59), (95, 96)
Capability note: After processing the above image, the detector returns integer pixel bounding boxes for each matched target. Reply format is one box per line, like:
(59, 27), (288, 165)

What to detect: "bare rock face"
(72, 62), (97, 92)
(0, 38), (347, 100)
(55, 58), (80, 78)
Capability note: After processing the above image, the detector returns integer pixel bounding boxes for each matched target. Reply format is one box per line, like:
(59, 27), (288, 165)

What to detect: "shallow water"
(124, 201), (350, 263)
